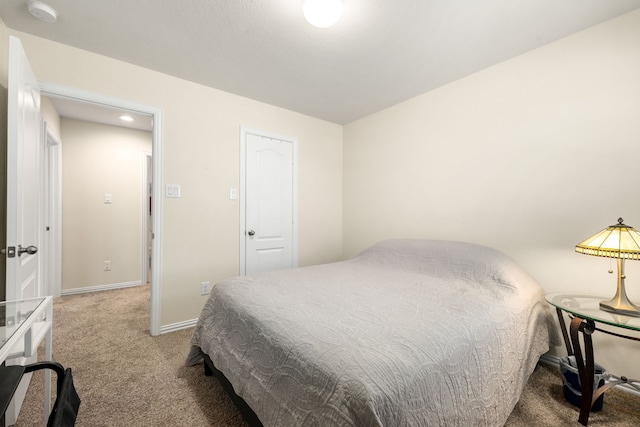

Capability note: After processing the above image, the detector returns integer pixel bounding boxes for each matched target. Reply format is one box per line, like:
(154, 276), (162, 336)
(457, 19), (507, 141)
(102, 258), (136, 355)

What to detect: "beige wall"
(40, 95), (61, 137)
(1, 29), (343, 326)
(61, 118), (152, 291)
(344, 10), (640, 377)
(0, 18), (7, 86)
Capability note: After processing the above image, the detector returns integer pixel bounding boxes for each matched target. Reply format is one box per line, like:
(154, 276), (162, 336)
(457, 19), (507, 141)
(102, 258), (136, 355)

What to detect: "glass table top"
(0, 297), (48, 349)
(546, 293), (640, 332)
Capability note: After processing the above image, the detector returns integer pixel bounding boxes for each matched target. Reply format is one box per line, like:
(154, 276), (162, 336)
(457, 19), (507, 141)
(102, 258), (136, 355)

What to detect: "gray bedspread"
(187, 239), (555, 426)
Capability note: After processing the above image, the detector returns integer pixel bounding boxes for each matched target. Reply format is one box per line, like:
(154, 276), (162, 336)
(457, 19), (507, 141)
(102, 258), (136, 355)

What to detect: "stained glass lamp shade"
(575, 218), (640, 317)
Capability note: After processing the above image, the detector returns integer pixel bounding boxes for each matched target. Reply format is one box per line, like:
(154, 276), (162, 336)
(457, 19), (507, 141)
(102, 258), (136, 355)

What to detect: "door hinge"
(1, 246), (16, 258)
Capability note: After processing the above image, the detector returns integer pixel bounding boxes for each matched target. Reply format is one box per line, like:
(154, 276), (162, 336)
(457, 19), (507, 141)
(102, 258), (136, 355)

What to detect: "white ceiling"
(46, 96), (154, 132)
(1, 0), (639, 125)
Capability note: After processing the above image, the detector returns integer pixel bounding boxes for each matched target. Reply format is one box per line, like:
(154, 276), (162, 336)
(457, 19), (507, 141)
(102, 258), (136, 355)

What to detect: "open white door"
(6, 36), (43, 301)
(4, 35), (45, 425)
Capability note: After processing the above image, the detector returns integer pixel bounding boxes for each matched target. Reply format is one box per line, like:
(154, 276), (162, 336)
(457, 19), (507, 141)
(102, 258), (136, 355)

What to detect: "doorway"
(40, 82), (163, 336)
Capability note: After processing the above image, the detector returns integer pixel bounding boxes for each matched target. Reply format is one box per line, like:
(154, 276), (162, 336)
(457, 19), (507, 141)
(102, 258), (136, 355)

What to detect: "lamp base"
(599, 258), (640, 317)
(599, 300), (640, 318)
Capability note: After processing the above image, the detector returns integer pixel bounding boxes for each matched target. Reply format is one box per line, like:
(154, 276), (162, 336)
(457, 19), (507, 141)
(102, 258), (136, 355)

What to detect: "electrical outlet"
(201, 281), (211, 295)
(104, 260), (111, 271)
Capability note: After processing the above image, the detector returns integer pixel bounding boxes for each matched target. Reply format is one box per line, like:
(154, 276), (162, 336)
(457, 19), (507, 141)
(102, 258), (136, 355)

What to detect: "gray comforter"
(187, 239), (555, 426)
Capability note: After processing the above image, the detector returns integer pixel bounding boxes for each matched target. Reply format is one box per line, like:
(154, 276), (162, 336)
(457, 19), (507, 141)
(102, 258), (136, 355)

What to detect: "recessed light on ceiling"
(303, 0), (342, 28)
(119, 115), (135, 122)
(27, 1), (58, 23)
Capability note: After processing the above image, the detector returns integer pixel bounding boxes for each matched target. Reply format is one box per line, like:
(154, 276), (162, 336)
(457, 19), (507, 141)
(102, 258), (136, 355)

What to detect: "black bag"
(48, 368), (81, 427)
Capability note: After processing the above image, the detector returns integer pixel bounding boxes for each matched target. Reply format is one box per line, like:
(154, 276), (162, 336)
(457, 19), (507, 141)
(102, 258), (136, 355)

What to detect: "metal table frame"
(546, 293), (640, 426)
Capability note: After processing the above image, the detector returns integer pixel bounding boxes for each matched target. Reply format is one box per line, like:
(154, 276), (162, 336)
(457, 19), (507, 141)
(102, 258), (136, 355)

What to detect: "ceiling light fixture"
(27, 1), (58, 23)
(303, 0), (342, 28)
(119, 115), (134, 122)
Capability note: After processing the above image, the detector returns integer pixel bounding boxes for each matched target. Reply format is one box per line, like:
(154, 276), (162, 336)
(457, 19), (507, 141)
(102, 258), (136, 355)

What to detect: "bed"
(186, 239), (556, 426)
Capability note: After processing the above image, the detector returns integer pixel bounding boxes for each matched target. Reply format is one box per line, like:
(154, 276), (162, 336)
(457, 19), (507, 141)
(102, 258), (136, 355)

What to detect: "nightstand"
(546, 293), (640, 426)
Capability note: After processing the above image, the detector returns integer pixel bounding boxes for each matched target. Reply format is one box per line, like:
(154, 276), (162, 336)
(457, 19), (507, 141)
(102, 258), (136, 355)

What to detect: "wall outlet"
(201, 281), (211, 295)
(104, 260), (111, 271)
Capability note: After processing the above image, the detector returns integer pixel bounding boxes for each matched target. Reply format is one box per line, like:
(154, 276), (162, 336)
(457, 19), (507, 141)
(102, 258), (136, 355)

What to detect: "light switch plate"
(166, 184), (181, 198)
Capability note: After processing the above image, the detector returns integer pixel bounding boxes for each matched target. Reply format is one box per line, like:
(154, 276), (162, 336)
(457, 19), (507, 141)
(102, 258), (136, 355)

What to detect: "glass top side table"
(0, 296), (53, 426)
(0, 297), (49, 357)
(546, 293), (640, 332)
(546, 293), (640, 426)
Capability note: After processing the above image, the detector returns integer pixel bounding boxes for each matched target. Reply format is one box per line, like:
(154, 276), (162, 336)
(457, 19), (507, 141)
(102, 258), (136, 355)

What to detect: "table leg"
(569, 316), (596, 426)
(556, 307), (573, 356)
(43, 304), (52, 426)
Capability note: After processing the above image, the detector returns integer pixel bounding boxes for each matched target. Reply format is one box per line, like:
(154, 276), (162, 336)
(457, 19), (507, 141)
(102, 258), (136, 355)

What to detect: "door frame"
(141, 151), (152, 286)
(239, 126), (298, 275)
(39, 82), (164, 336)
(43, 123), (62, 297)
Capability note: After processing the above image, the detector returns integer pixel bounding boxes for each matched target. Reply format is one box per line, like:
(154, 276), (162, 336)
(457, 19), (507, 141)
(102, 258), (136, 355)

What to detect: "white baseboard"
(160, 318), (197, 334)
(61, 282), (197, 335)
(61, 280), (143, 296)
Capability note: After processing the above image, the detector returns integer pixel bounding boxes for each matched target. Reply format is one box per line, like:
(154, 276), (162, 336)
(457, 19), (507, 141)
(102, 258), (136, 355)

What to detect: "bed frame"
(203, 353), (263, 426)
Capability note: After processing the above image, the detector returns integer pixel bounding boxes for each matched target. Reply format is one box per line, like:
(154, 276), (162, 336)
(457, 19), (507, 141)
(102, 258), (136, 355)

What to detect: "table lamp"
(575, 217), (640, 317)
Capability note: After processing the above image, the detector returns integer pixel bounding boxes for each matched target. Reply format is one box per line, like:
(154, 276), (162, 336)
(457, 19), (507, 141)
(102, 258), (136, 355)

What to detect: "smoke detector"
(27, 1), (58, 23)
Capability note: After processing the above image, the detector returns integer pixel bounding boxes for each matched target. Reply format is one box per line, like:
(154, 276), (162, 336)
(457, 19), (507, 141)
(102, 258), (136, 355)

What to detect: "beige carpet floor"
(14, 285), (640, 426)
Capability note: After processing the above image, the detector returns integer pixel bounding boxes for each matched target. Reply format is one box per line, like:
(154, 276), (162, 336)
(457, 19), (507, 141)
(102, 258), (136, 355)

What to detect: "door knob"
(247, 230), (256, 236)
(18, 245), (38, 256)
